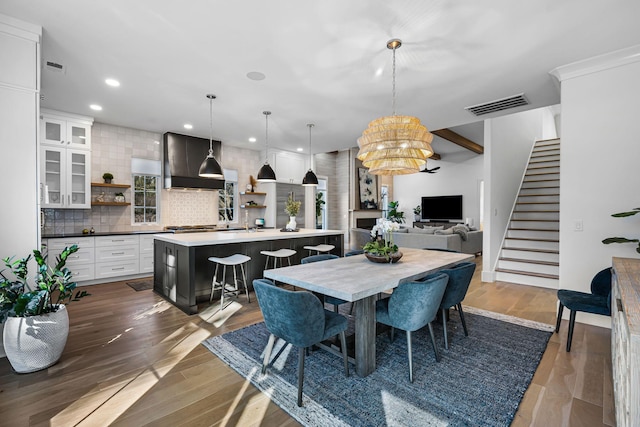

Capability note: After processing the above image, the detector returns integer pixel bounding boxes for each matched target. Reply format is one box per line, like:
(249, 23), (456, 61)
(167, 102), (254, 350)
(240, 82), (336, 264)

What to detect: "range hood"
(163, 132), (224, 190)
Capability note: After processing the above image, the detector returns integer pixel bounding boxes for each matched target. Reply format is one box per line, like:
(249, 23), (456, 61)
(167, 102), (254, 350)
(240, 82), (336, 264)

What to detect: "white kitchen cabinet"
(46, 236), (95, 282)
(94, 235), (139, 280)
(273, 150), (307, 184)
(41, 146), (91, 209)
(139, 234), (155, 273)
(41, 110), (92, 150)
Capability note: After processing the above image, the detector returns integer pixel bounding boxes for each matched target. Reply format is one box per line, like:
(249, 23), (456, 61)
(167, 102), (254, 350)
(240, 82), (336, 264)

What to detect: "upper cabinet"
(41, 109), (93, 150)
(272, 150), (308, 184)
(40, 110), (93, 209)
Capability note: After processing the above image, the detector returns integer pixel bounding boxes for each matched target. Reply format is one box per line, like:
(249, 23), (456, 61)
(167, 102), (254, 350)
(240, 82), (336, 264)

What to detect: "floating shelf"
(240, 191), (266, 195)
(91, 182), (131, 188)
(241, 205), (266, 209)
(91, 202), (131, 206)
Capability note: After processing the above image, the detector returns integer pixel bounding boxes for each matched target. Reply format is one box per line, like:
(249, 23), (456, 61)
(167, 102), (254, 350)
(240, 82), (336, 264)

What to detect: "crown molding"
(549, 44), (640, 83)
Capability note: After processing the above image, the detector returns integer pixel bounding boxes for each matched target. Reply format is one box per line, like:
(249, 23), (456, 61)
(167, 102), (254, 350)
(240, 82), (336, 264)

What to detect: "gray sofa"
(350, 226), (483, 255)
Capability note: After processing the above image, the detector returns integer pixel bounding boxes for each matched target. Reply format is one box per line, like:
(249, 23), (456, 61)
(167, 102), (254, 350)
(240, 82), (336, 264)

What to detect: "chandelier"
(357, 39), (434, 175)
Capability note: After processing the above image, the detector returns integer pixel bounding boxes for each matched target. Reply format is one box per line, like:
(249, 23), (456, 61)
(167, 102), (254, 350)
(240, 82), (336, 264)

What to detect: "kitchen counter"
(42, 229), (170, 239)
(153, 228), (345, 247)
(153, 228), (345, 314)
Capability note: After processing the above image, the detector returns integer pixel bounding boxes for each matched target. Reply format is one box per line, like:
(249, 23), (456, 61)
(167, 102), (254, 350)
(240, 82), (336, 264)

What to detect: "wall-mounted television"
(421, 195), (463, 222)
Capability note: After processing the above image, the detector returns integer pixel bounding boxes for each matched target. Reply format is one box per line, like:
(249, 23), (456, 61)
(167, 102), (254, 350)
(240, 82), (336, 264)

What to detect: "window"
(133, 175), (158, 224)
(218, 169), (238, 223)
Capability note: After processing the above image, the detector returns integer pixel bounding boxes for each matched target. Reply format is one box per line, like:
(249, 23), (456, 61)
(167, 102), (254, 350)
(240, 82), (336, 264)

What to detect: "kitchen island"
(153, 228), (344, 314)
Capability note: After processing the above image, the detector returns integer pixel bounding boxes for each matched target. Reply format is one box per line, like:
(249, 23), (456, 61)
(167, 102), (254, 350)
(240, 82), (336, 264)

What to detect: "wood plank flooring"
(0, 257), (614, 426)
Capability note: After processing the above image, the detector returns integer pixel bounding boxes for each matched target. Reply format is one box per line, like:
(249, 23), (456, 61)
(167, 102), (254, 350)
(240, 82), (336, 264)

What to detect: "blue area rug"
(202, 307), (553, 427)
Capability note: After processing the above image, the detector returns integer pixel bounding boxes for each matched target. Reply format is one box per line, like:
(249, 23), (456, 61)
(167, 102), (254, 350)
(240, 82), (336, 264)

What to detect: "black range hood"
(163, 132), (224, 190)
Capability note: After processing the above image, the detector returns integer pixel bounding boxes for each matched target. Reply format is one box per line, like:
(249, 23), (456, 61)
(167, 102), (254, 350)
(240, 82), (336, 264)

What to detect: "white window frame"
(218, 169), (238, 224)
(131, 158), (161, 226)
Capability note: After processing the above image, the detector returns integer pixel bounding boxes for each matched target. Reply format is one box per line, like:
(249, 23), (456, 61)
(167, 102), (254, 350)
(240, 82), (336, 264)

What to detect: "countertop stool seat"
(208, 253), (251, 311)
(260, 248), (297, 270)
(303, 244), (335, 256)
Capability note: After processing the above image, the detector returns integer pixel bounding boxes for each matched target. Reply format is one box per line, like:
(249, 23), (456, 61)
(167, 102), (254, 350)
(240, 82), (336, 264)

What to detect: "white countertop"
(152, 228), (345, 247)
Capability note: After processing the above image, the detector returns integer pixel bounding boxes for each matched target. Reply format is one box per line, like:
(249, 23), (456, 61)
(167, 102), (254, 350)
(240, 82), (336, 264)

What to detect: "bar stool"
(303, 244), (335, 256)
(261, 248), (297, 270)
(208, 253), (251, 311)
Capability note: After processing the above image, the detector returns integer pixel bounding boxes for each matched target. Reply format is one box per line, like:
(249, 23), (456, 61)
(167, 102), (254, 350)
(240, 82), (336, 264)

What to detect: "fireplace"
(356, 218), (377, 230)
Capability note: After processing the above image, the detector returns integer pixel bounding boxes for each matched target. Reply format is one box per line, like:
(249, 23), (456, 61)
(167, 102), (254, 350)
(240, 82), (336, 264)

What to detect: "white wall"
(482, 107), (554, 281)
(556, 48), (640, 328)
(394, 155), (484, 227)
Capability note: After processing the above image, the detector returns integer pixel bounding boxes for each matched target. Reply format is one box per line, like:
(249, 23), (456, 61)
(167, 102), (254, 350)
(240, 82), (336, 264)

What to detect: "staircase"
(495, 138), (560, 289)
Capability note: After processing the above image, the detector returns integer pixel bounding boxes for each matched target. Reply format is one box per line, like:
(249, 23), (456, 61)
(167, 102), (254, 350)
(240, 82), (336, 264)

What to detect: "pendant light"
(302, 123), (318, 186)
(198, 94), (224, 178)
(257, 111), (276, 182)
(357, 39), (434, 175)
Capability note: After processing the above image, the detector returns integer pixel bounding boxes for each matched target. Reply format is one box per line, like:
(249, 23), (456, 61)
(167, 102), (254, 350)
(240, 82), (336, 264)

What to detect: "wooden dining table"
(263, 247), (474, 377)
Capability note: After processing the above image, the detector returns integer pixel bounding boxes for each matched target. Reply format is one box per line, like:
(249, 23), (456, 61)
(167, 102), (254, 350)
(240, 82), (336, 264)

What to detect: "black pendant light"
(198, 94), (224, 178)
(302, 123), (318, 186)
(257, 111), (276, 182)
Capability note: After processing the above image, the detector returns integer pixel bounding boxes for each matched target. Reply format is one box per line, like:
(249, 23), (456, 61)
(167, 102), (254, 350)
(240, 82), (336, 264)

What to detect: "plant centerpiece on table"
(102, 172), (113, 184)
(284, 193), (301, 230)
(0, 245), (89, 373)
(387, 201), (406, 223)
(363, 219), (403, 263)
(602, 207), (640, 254)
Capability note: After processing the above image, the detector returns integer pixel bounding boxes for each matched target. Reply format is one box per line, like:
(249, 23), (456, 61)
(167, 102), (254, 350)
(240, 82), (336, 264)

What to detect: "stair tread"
(516, 202), (560, 205)
(509, 227), (559, 231)
(524, 179), (560, 183)
(514, 210), (560, 213)
(504, 247), (560, 254)
(495, 268), (559, 279)
(529, 159), (560, 163)
(520, 186), (560, 190)
(505, 237), (559, 242)
(518, 193), (560, 197)
(525, 172), (560, 176)
(527, 166), (560, 170)
(499, 257), (559, 266)
(510, 218), (559, 222)
(531, 153), (560, 158)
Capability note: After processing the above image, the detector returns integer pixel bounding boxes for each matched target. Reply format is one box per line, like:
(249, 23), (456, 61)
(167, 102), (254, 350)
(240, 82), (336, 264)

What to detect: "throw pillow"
(435, 228), (454, 235)
(409, 227), (437, 234)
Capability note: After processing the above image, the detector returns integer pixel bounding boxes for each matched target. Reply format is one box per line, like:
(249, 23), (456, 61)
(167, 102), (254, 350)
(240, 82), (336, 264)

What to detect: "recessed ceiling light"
(248, 137), (257, 143)
(184, 124), (193, 130)
(246, 71), (266, 81)
(105, 78), (120, 87)
(296, 148), (303, 152)
(90, 104), (102, 111)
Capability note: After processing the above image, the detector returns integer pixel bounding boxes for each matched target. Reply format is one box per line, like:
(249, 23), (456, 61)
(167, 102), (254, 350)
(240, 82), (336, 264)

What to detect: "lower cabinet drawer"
(95, 245), (138, 262)
(95, 260), (139, 279)
(69, 264), (95, 282)
(139, 253), (154, 274)
(65, 247), (95, 266)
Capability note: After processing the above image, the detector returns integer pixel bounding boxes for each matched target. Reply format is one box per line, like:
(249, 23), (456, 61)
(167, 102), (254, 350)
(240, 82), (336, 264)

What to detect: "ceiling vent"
(45, 60), (65, 73)
(464, 93), (529, 116)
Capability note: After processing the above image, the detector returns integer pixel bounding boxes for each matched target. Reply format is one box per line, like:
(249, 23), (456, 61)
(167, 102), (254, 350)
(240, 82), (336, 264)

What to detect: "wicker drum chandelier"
(357, 39), (434, 175)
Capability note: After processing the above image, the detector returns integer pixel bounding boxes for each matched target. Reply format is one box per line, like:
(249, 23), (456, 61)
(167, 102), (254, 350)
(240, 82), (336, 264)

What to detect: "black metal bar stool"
(208, 253), (251, 311)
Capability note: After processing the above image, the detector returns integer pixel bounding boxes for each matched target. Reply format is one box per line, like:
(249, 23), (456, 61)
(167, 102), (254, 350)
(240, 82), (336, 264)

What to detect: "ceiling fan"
(420, 165), (440, 174)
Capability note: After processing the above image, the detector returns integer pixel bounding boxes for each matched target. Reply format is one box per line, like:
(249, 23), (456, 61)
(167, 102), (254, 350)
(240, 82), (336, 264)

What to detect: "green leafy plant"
(0, 245), (88, 322)
(387, 201), (405, 223)
(602, 207), (640, 254)
(315, 192), (325, 218)
(102, 172), (113, 180)
(413, 205), (421, 215)
(363, 219), (400, 259)
(284, 193), (301, 217)
(115, 192), (124, 197)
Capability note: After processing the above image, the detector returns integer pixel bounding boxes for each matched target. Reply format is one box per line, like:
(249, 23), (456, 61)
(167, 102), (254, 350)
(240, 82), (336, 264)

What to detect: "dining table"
(263, 247), (474, 377)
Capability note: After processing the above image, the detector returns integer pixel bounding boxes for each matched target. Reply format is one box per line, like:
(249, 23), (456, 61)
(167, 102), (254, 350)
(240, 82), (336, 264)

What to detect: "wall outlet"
(574, 219), (583, 231)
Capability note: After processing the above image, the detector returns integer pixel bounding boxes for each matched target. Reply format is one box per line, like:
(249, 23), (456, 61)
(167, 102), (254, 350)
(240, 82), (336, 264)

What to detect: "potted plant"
(413, 205), (421, 222)
(102, 172), (113, 184)
(0, 245), (88, 373)
(362, 219), (402, 263)
(315, 192), (325, 229)
(284, 193), (301, 230)
(387, 201), (406, 224)
(602, 207), (640, 254)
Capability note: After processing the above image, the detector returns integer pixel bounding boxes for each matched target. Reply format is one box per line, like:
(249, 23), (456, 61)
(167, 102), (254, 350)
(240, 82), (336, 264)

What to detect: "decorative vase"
(3, 305), (69, 373)
(114, 195), (125, 203)
(286, 216), (297, 230)
(104, 178), (112, 184)
(364, 251), (403, 264)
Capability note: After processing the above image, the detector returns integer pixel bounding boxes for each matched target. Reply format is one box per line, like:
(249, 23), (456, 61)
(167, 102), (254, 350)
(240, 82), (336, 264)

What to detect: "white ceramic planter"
(3, 305), (69, 373)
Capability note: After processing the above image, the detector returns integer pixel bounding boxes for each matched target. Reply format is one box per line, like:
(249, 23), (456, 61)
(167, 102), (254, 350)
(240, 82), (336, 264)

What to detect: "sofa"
(350, 225), (483, 255)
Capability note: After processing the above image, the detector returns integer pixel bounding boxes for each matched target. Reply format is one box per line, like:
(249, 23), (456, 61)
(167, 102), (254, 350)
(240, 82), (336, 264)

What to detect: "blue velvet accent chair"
(555, 267), (612, 352)
(301, 254), (350, 312)
(438, 262), (476, 349)
(253, 278), (349, 407)
(375, 272), (449, 382)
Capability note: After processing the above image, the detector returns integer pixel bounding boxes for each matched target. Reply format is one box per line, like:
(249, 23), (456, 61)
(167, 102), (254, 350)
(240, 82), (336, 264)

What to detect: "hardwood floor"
(0, 257), (614, 426)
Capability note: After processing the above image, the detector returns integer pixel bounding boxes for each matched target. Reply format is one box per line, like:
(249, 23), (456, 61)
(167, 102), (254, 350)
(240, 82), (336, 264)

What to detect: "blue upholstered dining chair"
(438, 262), (476, 349)
(300, 254), (350, 313)
(375, 272), (449, 382)
(345, 249), (365, 257)
(253, 278), (349, 407)
(555, 267), (612, 352)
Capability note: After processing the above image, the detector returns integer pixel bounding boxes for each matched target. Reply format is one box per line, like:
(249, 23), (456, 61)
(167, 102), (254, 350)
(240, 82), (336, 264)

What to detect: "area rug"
(202, 307), (553, 427)
(126, 279), (153, 291)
